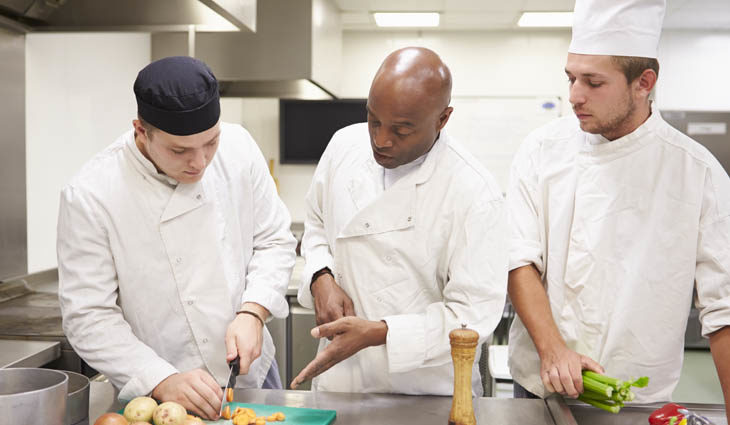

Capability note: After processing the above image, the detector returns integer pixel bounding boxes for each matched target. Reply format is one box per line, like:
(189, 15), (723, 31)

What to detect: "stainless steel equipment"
(288, 302), (318, 390)
(0, 368), (69, 425)
(0, 339), (60, 368)
(661, 110), (730, 350)
(152, 0), (341, 99)
(0, 270), (95, 377)
(0, 0), (256, 32)
(662, 111), (730, 174)
(0, 27), (27, 282)
(63, 371), (90, 425)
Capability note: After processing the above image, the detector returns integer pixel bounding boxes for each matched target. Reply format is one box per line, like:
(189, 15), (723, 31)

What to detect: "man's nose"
(189, 149), (206, 170)
(569, 81), (587, 106)
(373, 128), (393, 150)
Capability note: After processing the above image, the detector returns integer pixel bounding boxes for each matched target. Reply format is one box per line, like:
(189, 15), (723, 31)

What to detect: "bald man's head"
(366, 47), (454, 169)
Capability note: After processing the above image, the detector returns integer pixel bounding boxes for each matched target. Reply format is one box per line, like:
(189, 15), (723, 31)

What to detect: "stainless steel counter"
(0, 338), (60, 368)
(86, 381), (728, 425)
(89, 382), (557, 425)
(559, 399), (727, 425)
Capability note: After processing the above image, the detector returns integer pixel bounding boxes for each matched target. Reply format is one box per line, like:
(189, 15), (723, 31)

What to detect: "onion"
(94, 412), (129, 425)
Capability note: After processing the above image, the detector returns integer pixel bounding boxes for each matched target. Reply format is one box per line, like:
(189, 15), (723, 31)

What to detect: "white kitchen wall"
(340, 30), (573, 112)
(25, 33), (150, 273)
(656, 30), (730, 111)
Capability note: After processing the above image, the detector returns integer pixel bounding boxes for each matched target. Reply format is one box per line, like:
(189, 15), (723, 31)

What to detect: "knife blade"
(219, 355), (240, 417)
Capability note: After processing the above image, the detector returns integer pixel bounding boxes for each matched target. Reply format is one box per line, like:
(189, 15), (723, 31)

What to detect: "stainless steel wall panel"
(0, 27), (27, 281)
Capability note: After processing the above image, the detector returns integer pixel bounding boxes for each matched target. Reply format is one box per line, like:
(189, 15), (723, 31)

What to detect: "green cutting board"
(207, 402), (336, 425)
(120, 402), (336, 425)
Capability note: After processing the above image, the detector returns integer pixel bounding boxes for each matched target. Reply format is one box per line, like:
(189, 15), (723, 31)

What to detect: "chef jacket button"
(202, 338), (208, 343)
(187, 300), (194, 305)
(385, 255), (392, 262)
(196, 194), (202, 200)
(176, 257), (182, 264)
(336, 273), (342, 280)
(407, 216), (412, 222)
(364, 222), (370, 228)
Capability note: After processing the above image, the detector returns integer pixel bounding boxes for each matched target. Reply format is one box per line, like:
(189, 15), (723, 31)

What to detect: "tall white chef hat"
(568, 0), (666, 58)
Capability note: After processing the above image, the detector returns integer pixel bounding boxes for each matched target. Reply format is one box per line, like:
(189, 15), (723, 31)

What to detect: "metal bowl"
(62, 370), (90, 425)
(0, 367), (69, 425)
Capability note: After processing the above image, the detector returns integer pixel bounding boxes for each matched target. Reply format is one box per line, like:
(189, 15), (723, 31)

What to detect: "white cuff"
(118, 361), (179, 402)
(383, 314), (425, 373)
(241, 285), (289, 320)
(700, 299), (730, 337)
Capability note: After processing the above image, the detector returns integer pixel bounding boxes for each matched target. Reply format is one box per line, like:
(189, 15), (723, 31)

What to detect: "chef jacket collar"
(581, 102), (662, 159)
(383, 131), (448, 191)
(125, 130), (180, 187)
(383, 147), (429, 190)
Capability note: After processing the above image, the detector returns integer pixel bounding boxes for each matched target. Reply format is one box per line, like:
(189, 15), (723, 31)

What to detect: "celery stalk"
(580, 391), (612, 402)
(582, 376), (613, 398)
(583, 371), (623, 388)
(577, 395), (621, 414)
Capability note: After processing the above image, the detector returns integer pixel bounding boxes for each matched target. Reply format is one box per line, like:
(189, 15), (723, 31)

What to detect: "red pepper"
(648, 403), (686, 425)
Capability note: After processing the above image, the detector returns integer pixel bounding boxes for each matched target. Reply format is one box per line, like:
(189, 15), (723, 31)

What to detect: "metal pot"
(63, 370), (90, 425)
(0, 367), (68, 425)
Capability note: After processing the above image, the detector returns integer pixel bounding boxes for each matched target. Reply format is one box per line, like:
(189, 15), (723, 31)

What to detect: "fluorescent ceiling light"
(373, 12), (440, 27)
(518, 12), (573, 27)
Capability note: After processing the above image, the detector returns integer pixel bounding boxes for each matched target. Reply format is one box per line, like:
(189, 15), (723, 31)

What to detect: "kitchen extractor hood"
(0, 0), (256, 33)
(151, 0), (342, 99)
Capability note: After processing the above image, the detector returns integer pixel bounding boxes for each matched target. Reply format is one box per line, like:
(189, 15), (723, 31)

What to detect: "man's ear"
(438, 106), (454, 131)
(132, 119), (149, 141)
(635, 68), (657, 99)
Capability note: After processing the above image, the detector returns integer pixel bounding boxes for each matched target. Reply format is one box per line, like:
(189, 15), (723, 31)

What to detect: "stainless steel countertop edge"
(545, 395), (580, 425)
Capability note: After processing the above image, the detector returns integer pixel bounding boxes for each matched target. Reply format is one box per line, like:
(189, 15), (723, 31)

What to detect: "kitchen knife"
(219, 355), (240, 417)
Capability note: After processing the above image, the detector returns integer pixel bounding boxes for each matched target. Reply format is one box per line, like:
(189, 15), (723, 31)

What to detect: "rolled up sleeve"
(507, 137), (545, 273)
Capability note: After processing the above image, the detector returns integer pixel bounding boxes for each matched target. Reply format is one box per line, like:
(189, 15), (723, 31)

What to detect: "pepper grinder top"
(449, 324), (479, 349)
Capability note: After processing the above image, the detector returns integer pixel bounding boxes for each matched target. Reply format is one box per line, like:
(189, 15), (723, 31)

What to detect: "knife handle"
(230, 355), (241, 375)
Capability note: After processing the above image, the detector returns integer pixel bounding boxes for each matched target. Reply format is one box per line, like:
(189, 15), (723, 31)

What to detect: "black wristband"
(310, 267), (333, 293)
(236, 310), (264, 327)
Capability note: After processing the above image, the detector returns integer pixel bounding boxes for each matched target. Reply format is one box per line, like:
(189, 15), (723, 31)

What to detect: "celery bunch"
(577, 371), (649, 414)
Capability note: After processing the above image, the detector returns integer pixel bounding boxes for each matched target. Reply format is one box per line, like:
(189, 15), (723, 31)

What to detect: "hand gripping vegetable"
(577, 371), (649, 413)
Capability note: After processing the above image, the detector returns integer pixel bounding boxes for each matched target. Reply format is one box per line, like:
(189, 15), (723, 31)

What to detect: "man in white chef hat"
(507, 0), (730, 413)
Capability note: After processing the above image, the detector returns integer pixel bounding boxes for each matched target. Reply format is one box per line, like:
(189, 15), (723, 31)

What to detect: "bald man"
(291, 47), (508, 395)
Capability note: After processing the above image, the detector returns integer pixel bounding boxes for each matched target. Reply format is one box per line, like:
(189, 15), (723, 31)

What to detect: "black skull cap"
(134, 56), (220, 136)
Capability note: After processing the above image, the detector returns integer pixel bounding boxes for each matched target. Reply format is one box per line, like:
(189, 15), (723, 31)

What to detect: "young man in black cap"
(57, 56), (296, 420)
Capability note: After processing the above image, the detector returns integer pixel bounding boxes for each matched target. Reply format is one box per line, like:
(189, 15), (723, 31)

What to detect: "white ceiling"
(335, 0), (730, 31)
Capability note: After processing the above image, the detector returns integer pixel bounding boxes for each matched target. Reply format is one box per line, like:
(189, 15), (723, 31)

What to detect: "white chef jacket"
(298, 123), (508, 395)
(57, 122), (296, 401)
(508, 103), (730, 402)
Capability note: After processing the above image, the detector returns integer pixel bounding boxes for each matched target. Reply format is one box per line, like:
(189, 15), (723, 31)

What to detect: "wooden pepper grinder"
(448, 324), (479, 425)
